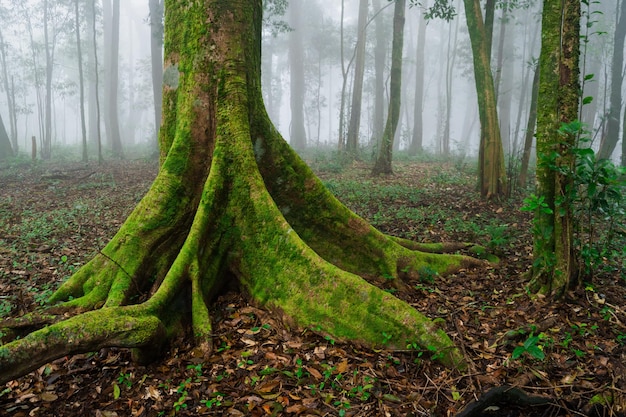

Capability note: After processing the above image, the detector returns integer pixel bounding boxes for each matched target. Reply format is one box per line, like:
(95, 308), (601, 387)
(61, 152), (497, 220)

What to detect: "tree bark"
(530, 0), (581, 297)
(373, 0), (406, 175)
(464, 0), (507, 198)
(0, 0), (478, 385)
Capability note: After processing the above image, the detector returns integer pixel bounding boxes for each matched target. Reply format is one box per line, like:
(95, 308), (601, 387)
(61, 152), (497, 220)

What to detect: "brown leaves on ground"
(1, 160), (625, 417)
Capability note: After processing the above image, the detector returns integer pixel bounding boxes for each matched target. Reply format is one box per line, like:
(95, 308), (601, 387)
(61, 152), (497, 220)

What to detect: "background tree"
(105, 0), (123, 158)
(408, 0), (427, 155)
(529, 0), (581, 297)
(75, 0), (88, 162)
(464, 0), (506, 198)
(373, 0), (406, 175)
(597, 0), (625, 161)
(288, 0), (307, 151)
(371, 0), (388, 148)
(0, 114), (12, 159)
(0, 20), (18, 153)
(0, 0), (480, 384)
(346, 0), (369, 157)
(149, 0), (164, 150)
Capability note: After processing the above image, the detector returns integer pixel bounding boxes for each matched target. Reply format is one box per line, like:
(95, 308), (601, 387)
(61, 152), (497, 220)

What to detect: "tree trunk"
(289, 0), (307, 151)
(0, 0), (480, 385)
(518, 61), (539, 188)
(346, 0), (369, 157)
(43, 0), (53, 160)
(75, 0), (88, 163)
(530, 0), (581, 297)
(371, 0), (387, 148)
(0, 114), (12, 160)
(597, 0), (626, 160)
(108, 0), (123, 158)
(92, 0), (103, 164)
(372, 0), (406, 175)
(409, 1), (427, 155)
(0, 29), (17, 153)
(149, 0), (164, 151)
(464, 0), (507, 198)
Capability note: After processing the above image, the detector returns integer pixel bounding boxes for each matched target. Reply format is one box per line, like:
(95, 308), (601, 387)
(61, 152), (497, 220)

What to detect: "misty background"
(0, 0), (621, 163)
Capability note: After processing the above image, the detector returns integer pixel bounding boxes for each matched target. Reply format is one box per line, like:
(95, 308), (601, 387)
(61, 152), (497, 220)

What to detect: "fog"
(0, 0), (621, 161)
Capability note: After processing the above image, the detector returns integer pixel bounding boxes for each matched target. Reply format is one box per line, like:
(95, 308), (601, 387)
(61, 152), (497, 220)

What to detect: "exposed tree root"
(0, 0), (484, 385)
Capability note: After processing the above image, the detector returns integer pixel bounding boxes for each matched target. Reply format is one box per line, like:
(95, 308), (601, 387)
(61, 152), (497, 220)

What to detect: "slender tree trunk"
(75, 0), (88, 163)
(518, 61), (539, 188)
(484, 0), (496, 58)
(43, 0), (53, 160)
(346, 0), (369, 157)
(149, 0), (164, 151)
(108, 0), (123, 158)
(0, 29), (17, 153)
(288, 0), (307, 151)
(598, 0), (626, 160)
(0, 0), (478, 385)
(531, 0), (581, 297)
(464, 0), (507, 198)
(372, 0), (405, 175)
(442, 7), (460, 156)
(409, 2), (427, 155)
(92, 0), (103, 164)
(371, 0), (387, 148)
(0, 114), (12, 160)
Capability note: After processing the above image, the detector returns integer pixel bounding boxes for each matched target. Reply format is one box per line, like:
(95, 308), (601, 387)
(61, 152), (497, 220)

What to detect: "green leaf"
(583, 96), (593, 105)
(113, 383), (121, 400)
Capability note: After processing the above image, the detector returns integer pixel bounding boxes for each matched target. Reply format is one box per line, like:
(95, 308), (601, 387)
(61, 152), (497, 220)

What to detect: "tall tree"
(597, 0), (626, 161)
(409, 1), (427, 155)
(107, 0), (123, 158)
(346, 0), (369, 157)
(464, 0), (506, 198)
(92, 0), (103, 163)
(372, 0), (406, 175)
(0, 0), (479, 385)
(75, 0), (88, 163)
(149, 0), (164, 150)
(0, 27), (17, 153)
(371, 0), (388, 148)
(529, 0), (581, 297)
(288, 0), (306, 150)
(42, 0), (53, 159)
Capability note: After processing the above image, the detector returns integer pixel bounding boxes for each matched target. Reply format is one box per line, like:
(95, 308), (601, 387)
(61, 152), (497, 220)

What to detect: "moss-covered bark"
(464, 0), (507, 199)
(530, 0), (580, 296)
(0, 0), (482, 384)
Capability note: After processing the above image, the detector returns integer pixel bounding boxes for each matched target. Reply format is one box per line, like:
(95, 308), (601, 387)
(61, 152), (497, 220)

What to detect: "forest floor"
(0, 157), (625, 417)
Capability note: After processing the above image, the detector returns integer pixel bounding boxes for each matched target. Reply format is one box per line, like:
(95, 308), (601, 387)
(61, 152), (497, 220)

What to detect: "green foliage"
(528, 120), (626, 280)
(511, 333), (546, 361)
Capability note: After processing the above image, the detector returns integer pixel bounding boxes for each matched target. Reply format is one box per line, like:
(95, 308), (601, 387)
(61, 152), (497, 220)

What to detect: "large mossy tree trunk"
(0, 0), (480, 384)
(464, 0), (507, 199)
(530, 0), (580, 297)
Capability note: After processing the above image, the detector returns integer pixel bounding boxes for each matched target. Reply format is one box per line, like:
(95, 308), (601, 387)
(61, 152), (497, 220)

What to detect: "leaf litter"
(0, 159), (625, 416)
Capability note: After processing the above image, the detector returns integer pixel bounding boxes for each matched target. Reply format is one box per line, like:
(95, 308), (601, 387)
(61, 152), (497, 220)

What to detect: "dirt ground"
(0, 159), (625, 417)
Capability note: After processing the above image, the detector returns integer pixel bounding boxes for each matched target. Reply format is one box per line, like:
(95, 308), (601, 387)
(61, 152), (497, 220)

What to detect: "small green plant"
(0, 301), (12, 318)
(201, 392), (226, 409)
(173, 378), (191, 412)
(117, 372), (133, 388)
(512, 333), (546, 361)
